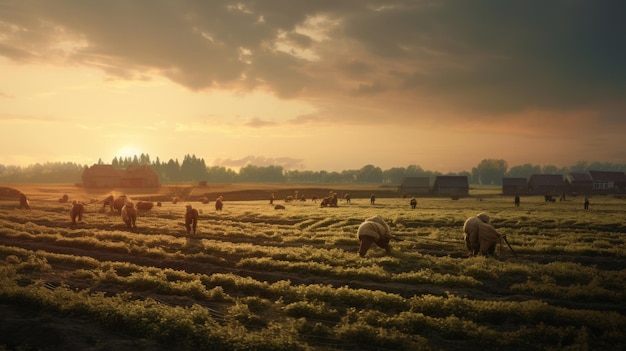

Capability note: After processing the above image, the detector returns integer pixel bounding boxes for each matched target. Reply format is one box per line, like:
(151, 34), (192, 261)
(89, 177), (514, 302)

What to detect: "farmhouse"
(432, 176), (469, 197)
(527, 174), (565, 195)
(565, 172), (593, 195)
(589, 170), (626, 194)
(502, 177), (528, 195)
(397, 177), (430, 196)
(82, 164), (160, 189)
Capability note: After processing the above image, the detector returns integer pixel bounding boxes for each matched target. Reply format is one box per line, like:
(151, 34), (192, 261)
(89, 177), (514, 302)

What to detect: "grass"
(0, 183), (624, 350)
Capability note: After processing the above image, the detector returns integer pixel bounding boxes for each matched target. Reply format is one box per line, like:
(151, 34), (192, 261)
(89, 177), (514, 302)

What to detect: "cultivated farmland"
(1, 184), (625, 350)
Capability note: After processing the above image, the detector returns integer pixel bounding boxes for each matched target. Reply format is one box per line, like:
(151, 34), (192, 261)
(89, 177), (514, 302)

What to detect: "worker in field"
(357, 215), (393, 257)
(185, 204), (199, 235)
(70, 200), (85, 224)
(463, 212), (502, 257)
(19, 193), (30, 209)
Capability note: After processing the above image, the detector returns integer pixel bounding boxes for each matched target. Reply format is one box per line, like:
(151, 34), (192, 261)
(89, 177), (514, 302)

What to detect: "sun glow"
(116, 145), (140, 159)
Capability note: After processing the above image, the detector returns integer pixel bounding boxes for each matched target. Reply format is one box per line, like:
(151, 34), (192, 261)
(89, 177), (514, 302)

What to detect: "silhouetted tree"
(355, 165), (383, 183)
(206, 166), (237, 182)
(475, 159), (508, 185)
(383, 167), (407, 184)
(163, 159), (181, 182)
(506, 163), (541, 178)
(239, 164), (284, 182)
(180, 154), (209, 181)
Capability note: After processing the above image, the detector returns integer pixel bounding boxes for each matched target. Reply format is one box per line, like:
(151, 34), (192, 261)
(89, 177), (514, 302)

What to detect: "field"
(1, 183), (625, 351)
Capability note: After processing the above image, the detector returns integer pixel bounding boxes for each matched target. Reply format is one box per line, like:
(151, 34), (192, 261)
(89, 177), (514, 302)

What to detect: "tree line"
(1, 154), (625, 185)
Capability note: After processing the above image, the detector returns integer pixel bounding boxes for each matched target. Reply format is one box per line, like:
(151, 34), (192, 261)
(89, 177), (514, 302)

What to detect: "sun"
(117, 145), (140, 159)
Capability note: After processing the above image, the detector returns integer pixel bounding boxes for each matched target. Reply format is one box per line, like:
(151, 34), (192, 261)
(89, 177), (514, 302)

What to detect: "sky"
(1, 0), (625, 173)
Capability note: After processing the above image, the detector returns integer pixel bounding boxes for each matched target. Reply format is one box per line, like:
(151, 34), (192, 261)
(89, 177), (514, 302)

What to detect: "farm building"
(82, 164), (160, 189)
(432, 176), (469, 197)
(565, 173), (593, 195)
(527, 174), (565, 195)
(502, 177), (528, 195)
(121, 165), (160, 188)
(397, 177), (430, 196)
(589, 170), (626, 194)
(81, 165), (121, 188)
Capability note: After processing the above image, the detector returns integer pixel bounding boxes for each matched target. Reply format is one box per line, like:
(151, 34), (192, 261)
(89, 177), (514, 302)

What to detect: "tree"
(163, 159), (181, 182)
(506, 163), (541, 178)
(569, 161), (589, 173)
(239, 165), (285, 182)
(475, 159), (508, 185)
(406, 165), (427, 177)
(383, 167), (407, 185)
(180, 154), (208, 181)
(355, 165), (383, 183)
(206, 166), (237, 182)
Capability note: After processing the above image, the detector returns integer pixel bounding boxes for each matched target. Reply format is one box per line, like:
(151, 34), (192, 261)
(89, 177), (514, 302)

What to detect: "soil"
(1, 184), (624, 350)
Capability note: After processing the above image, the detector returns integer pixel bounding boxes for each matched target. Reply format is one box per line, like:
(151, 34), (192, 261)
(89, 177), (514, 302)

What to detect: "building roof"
(123, 165), (156, 178)
(82, 164), (159, 188)
(566, 172), (592, 183)
(84, 164), (121, 178)
(400, 177), (430, 187)
(528, 174), (564, 185)
(589, 170), (626, 183)
(433, 176), (469, 187)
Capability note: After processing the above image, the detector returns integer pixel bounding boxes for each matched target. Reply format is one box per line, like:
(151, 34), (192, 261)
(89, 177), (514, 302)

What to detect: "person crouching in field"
(19, 193), (30, 210)
(121, 202), (137, 229)
(357, 215), (393, 257)
(185, 204), (199, 235)
(463, 212), (502, 257)
(70, 201), (85, 224)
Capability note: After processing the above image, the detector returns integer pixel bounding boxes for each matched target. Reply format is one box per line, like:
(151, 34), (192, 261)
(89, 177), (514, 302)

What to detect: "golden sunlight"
(116, 145), (140, 159)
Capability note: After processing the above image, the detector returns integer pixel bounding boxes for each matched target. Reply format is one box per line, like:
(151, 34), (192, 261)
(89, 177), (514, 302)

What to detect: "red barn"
(82, 164), (160, 189)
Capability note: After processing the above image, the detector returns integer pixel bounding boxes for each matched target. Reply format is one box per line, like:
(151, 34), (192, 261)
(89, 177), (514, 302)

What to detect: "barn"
(81, 165), (121, 188)
(502, 177), (528, 195)
(82, 164), (160, 189)
(589, 170), (626, 194)
(528, 174), (565, 195)
(432, 176), (469, 197)
(565, 173), (593, 195)
(397, 177), (430, 196)
(121, 165), (160, 188)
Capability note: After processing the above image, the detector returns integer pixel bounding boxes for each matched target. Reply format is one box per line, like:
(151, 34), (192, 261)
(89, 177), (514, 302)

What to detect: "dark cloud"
(1, 0), (624, 121)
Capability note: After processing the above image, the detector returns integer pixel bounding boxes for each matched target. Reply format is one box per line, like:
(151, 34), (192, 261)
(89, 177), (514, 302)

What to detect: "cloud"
(213, 155), (305, 170)
(245, 117), (277, 128)
(0, 113), (66, 123)
(0, 0), (624, 131)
